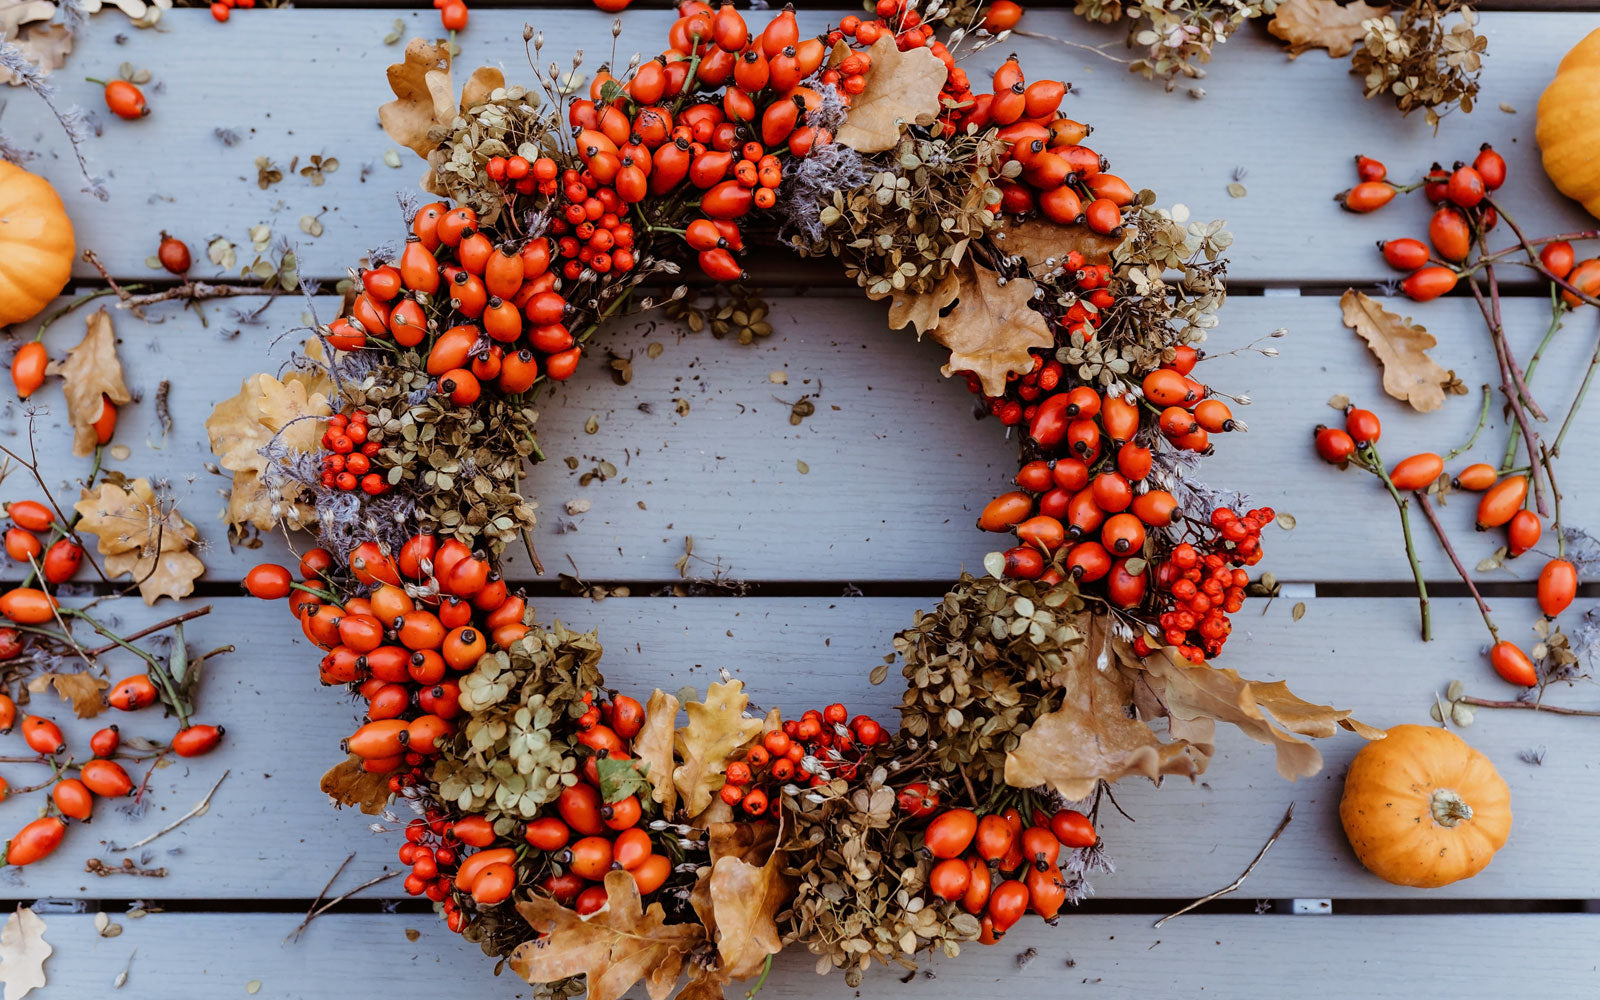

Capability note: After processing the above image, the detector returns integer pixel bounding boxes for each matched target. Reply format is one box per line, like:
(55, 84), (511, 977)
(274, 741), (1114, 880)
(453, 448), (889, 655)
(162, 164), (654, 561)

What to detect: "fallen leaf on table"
(509, 870), (704, 1000)
(835, 34), (947, 153)
(75, 478), (205, 604)
(44, 310), (133, 457)
(1340, 289), (1450, 412)
(0, 22), (73, 86)
(28, 671), (109, 718)
(104, 547), (205, 604)
(934, 261), (1055, 397)
(0, 906), (51, 1000)
(673, 680), (765, 818)
(206, 369), (332, 532)
(1268, 0), (1390, 58)
(632, 689), (679, 817)
(319, 755), (393, 814)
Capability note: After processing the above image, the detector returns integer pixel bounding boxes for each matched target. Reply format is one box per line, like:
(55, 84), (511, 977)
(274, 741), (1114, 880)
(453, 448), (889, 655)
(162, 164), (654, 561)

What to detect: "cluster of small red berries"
(718, 703), (887, 815)
(1141, 507), (1272, 662)
(207, 0), (256, 22)
(548, 167), (640, 278)
(319, 410), (389, 495)
(484, 154), (558, 197)
(401, 810), (464, 908)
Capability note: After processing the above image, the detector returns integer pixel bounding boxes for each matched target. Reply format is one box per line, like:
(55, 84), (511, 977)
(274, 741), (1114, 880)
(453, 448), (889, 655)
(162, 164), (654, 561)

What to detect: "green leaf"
(594, 755), (652, 805)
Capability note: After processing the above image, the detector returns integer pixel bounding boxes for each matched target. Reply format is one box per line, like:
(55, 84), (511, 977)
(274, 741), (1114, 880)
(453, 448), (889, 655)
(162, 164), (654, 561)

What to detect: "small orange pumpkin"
(0, 162), (74, 326)
(1537, 28), (1600, 220)
(1339, 724), (1511, 888)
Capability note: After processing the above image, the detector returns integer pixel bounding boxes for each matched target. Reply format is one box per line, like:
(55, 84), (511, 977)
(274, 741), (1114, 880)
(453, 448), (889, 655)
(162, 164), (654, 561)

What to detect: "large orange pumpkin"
(1537, 28), (1600, 220)
(1339, 724), (1511, 888)
(0, 162), (75, 326)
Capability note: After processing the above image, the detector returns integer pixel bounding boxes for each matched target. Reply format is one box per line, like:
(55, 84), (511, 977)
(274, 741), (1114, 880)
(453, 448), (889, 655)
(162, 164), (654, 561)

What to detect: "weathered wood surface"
(0, 595), (1585, 901)
(25, 912), (1600, 997)
(8, 293), (1596, 586)
(3, 10), (1596, 285)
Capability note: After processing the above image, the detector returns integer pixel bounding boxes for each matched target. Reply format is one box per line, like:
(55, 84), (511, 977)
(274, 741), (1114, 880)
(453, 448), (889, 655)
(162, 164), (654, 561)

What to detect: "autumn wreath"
(207, 5), (1375, 995)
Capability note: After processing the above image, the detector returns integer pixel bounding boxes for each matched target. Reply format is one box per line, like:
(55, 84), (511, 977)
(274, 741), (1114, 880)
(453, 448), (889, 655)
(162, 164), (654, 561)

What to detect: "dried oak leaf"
(0, 22), (73, 86)
(835, 34), (947, 153)
(320, 755), (393, 814)
(1005, 615), (1205, 799)
(633, 689), (680, 817)
(104, 547), (206, 604)
(701, 820), (791, 980)
(206, 370), (331, 531)
(27, 671), (109, 718)
(873, 265), (960, 339)
(673, 679), (765, 818)
(0, 906), (50, 1000)
(44, 310), (133, 457)
(77, 0), (171, 25)
(1268, 0), (1391, 58)
(510, 870), (703, 1000)
(379, 38), (457, 159)
(1340, 289), (1449, 413)
(1133, 646), (1385, 782)
(934, 261), (1054, 397)
(75, 478), (204, 604)
(999, 217), (1121, 277)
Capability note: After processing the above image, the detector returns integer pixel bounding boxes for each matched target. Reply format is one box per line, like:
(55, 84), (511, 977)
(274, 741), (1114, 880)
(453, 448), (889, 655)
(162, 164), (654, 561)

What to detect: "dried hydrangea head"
(1350, 1), (1485, 128)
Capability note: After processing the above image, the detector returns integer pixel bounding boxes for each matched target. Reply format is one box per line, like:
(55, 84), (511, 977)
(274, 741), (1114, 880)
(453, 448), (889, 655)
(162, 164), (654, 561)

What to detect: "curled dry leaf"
(874, 264), (959, 339)
(27, 671), (109, 718)
(378, 38), (457, 160)
(672, 679), (765, 819)
(74, 478), (205, 604)
(0, 21), (73, 85)
(1340, 289), (1450, 413)
(0, 906), (50, 1000)
(509, 870), (704, 1000)
(1268, 0), (1392, 58)
(998, 217), (1122, 278)
(206, 369), (333, 531)
(632, 689), (679, 817)
(44, 310), (133, 457)
(934, 262), (1055, 397)
(320, 755), (394, 814)
(77, 0), (171, 26)
(835, 35), (947, 153)
(701, 820), (792, 981)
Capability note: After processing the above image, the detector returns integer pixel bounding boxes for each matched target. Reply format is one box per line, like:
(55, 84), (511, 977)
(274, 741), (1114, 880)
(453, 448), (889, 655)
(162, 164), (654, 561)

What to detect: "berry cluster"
(719, 703), (888, 815)
(207, 0), (257, 23)
(914, 802), (1098, 944)
(318, 410), (389, 495)
(1141, 506), (1272, 663)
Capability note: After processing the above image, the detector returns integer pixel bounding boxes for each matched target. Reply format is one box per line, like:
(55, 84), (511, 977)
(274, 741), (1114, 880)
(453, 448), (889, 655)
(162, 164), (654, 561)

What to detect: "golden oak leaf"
(934, 262), (1055, 397)
(1004, 614), (1205, 799)
(835, 35), (947, 153)
(103, 547), (205, 604)
(44, 310), (132, 457)
(205, 370), (330, 531)
(999, 217), (1122, 277)
(0, 22), (73, 85)
(871, 265), (960, 339)
(460, 65), (505, 110)
(702, 820), (790, 980)
(0, 906), (50, 1000)
(1340, 289), (1450, 413)
(75, 479), (197, 557)
(673, 680), (765, 818)
(27, 671), (108, 718)
(320, 755), (394, 815)
(634, 689), (680, 817)
(1268, 0), (1390, 58)
(378, 38), (458, 159)
(510, 870), (703, 1000)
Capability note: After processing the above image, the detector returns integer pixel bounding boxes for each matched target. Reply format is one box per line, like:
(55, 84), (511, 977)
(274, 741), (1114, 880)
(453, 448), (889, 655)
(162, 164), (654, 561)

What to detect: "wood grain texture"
(0, 9), (1594, 285)
(7, 294), (1593, 586)
(1, 594), (1587, 901)
(22, 912), (1600, 997)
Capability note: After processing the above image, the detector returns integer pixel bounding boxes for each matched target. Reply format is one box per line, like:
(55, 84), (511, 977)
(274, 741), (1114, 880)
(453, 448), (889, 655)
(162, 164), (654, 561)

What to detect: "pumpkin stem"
(1430, 788), (1473, 827)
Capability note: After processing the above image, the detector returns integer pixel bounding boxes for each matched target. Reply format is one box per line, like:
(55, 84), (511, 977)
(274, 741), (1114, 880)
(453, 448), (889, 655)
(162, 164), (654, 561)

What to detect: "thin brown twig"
(289, 852), (357, 944)
(284, 871), (402, 943)
(82, 606), (213, 657)
(82, 250), (264, 313)
(85, 858), (168, 878)
(110, 769), (228, 852)
(1154, 803), (1294, 928)
(1457, 695), (1600, 717)
(1413, 492), (1497, 642)
(1467, 275), (1548, 516)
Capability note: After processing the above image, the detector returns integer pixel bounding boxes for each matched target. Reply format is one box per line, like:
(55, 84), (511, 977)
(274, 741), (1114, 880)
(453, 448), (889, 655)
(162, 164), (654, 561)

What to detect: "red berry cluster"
(208, 0), (256, 22)
(548, 166), (640, 279)
(318, 410), (389, 495)
(718, 703), (887, 815)
(1141, 506), (1272, 663)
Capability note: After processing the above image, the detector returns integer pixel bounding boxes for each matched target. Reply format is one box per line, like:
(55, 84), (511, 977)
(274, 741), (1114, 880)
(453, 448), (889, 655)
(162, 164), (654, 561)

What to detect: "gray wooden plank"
(1, 9), (1594, 285)
(0, 594), (1588, 900)
(22, 912), (1600, 998)
(6, 293), (1593, 585)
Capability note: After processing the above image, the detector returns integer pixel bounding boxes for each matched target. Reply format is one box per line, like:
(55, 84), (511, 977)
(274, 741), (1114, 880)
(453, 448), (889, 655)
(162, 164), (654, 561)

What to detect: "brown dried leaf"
(703, 821), (790, 980)
(319, 755), (393, 815)
(205, 371), (331, 531)
(1005, 619), (1205, 799)
(673, 680), (765, 818)
(510, 870), (703, 1000)
(378, 38), (457, 159)
(1340, 289), (1449, 413)
(103, 547), (205, 605)
(0, 22), (73, 85)
(872, 265), (959, 339)
(75, 479), (197, 557)
(835, 35), (947, 153)
(0, 906), (51, 1000)
(27, 671), (109, 718)
(44, 310), (132, 457)
(1268, 0), (1391, 58)
(634, 689), (679, 817)
(1000, 217), (1121, 276)
(459, 65), (505, 110)
(934, 262), (1054, 396)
